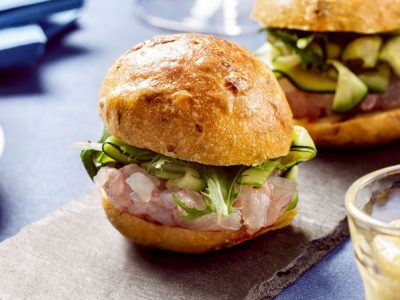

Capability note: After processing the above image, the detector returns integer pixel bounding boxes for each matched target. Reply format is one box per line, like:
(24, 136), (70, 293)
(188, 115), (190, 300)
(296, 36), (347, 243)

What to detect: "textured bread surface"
(295, 108), (400, 147)
(99, 33), (293, 166)
(101, 193), (297, 254)
(252, 0), (400, 33)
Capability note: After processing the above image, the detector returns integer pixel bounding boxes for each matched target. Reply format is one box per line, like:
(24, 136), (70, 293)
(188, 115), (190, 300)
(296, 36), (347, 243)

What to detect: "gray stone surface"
(0, 144), (399, 299)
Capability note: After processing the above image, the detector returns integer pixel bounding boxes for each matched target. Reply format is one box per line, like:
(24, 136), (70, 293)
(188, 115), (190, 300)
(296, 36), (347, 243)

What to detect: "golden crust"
(295, 108), (400, 147)
(99, 33), (293, 166)
(101, 193), (297, 254)
(252, 0), (400, 33)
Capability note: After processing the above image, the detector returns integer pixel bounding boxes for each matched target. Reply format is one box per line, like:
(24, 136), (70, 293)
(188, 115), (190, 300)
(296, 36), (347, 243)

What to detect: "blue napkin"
(0, 0), (84, 69)
(0, 0), (83, 29)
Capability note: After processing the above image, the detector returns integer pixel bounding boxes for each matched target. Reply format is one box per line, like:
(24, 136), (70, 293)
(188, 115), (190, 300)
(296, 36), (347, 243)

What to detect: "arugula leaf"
(172, 193), (213, 220)
(80, 128), (112, 180)
(80, 149), (99, 180)
(226, 167), (244, 213)
(201, 167), (245, 216)
(200, 168), (230, 217)
(99, 127), (111, 143)
(173, 166), (243, 219)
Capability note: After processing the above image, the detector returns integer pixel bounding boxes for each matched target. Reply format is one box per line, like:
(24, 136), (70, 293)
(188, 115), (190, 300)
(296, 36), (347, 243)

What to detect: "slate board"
(0, 143), (399, 299)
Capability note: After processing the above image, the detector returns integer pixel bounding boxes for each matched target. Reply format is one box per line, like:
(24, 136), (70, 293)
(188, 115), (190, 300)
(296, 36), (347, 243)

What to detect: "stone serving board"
(0, 143), (399, 299)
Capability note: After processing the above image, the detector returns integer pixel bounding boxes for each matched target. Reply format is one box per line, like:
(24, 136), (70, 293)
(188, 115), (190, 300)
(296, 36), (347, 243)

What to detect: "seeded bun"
(99, 33), (293, 166)
(294, 108), (400, 147)
(101, 191), (297, 254)
(252, 0), (400, 34)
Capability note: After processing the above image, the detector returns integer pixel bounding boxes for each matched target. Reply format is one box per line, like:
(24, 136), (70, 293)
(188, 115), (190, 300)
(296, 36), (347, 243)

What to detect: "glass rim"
(345, 164), (400, 235)
(132, 0), (258, 36)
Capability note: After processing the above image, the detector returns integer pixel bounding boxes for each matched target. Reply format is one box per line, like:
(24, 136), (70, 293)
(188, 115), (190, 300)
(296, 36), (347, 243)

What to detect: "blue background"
(0, 0), (364, 298)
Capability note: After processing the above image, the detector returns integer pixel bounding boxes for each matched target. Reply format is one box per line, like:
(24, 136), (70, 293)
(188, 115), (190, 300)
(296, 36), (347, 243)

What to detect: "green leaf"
(172, 193), (213, 220)
(173, 166), (243, 219)
(201, 168), (230, 217)
(99, 127), (111, 143)
(80, 128), (112, 180)
(226, 167), (243, 212)
(80, 149), (99, 180)
(201, 167), (244, 216)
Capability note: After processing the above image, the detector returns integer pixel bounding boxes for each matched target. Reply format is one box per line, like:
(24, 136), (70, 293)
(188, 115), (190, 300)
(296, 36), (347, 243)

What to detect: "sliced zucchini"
(342, 36), (382, 68)
(281, 126), (316, 167)
(325, 67), (338, 80)
(286, 193), (298, 211)
(102, 142), (136, 164)
(146, 157), (186, 179)
(140, 156), (186, 179)
(102, 136), (154, 164)
(309, 43), (324, 58)
(273, 55), (301, 69)
(379, 35), (400, 76)
(281, 147), (316, 168)
(284, 166), (299, 211)
(273, 40), (293, 56)
(296, 35), (315, 49)
(166, 167), (206, 192)
(238, 168), (271, 188)
(284, 165), (298, 181)
(272, 71), (283, 79)
(326, 42), (341, 59)
(96, 152), (115, 164)
(152, 170), (183, 180)
(292, 126), (317, 150)
(105, 135), (124, 146)
(358, 63), (390, 93)
(328, 60), (368, 113)
(238, 160), (280, 188)
(255, 42), (280, 69)
(273, 63), (337, 92)
(106, 136), (153, 161)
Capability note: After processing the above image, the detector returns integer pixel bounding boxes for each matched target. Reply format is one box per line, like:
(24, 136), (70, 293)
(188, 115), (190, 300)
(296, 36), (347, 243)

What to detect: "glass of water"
(345, 165), (400, 300)
(133, 0), (258, 35)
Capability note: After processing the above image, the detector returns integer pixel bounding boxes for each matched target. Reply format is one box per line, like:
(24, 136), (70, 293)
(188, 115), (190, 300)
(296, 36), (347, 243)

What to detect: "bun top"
(99, 33), (293, 166)
(252, 0), (400, 34)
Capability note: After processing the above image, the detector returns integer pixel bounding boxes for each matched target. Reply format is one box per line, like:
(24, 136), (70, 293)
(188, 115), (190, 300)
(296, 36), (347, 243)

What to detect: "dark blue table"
(0, 0), (364, 298)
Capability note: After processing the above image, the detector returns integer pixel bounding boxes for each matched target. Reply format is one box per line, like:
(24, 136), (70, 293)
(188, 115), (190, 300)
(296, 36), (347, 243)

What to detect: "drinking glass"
(133, 0), (258, 35)
(345, 165), (400, 300)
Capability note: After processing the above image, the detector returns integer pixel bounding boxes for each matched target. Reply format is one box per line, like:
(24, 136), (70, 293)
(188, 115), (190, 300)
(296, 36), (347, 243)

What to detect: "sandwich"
(79, 33), (316, 253)
(252, 0), (400, 147)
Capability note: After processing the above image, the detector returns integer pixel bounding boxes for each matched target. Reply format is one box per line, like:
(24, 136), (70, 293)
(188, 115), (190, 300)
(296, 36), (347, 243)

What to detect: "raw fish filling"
(95, 164), (297, 234)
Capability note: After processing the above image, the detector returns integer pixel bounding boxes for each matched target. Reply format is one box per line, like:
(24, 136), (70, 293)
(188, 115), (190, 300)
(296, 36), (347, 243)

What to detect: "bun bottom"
(295, 108), (400, 148)
(101, 193), (298, 254)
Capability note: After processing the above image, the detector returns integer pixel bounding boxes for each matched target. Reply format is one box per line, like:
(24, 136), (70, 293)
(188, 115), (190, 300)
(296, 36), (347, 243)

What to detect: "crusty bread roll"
(101, 191), (298, 254)
(99, 33), (293, 166)
(252, 0), (400, 34)
(295, 108), (400, 148)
